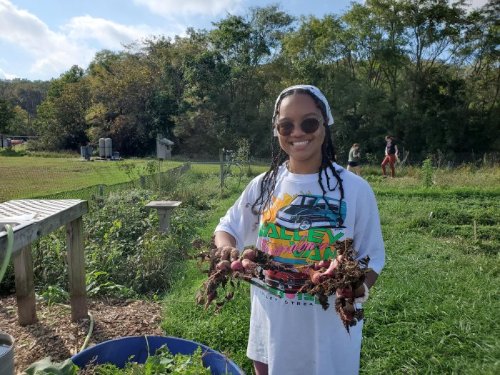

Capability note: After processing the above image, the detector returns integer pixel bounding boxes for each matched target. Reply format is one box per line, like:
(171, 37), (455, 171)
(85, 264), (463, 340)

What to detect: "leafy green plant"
(422, 158), (434, 187)
(235, 138), (252, 177)
(24, 358), (78, 375)
(0, 147), (26, 157)
(85, 270), (137, 298)
(90, 346), (211, 374)
(118, 161), (141, 183)
(40, 285), (69, 305)
(32, 231), (69, 288)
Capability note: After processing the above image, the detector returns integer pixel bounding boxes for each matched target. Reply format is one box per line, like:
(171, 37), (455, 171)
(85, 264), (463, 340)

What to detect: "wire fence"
(35, 163), (191, 202)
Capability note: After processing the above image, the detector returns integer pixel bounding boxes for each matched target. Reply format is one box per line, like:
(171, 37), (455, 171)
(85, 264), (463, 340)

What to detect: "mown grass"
(361, 195), (499, 374)
(0, 154), (184, 202)
(161, 166), (500, 374)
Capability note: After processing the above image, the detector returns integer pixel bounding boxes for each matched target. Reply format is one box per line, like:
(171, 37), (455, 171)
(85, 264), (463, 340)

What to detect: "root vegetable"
(196, 238), (370, 333)
(241, 248), (256, 261)
(231, 259), (244, 272)
(242, 258), (257, 271)
(311, 271), (324, 285)
(322, 256), (341, 277)
(230, 248), (239, 261)
(216, 260), (231, 272)
(297, 239), (371, 332)
(220, 247), (232, 261)
(317, 260), (330, 269)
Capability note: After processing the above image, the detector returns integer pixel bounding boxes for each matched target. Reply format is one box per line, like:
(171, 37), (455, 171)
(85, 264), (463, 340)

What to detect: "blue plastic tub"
(71, 335), (244, 374)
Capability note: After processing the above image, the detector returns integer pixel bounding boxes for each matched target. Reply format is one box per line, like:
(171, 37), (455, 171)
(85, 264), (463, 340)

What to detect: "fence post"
(219, 148), (224, 196)
(158, 159), (162, 191)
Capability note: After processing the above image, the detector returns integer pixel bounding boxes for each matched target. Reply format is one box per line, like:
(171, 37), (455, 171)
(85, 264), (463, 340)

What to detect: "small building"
(156, 135), (174, 160)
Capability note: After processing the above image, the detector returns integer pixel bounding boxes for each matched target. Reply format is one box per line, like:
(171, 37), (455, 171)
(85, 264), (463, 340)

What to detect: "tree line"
(0, 0), (498, 163)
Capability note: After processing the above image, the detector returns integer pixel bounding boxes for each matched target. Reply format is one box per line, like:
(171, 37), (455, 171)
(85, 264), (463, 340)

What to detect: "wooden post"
(13, 245), (37, 325)
(158, 159), (162, 191)
(220, 148), (224, 195)
(66, 217), (88, 321)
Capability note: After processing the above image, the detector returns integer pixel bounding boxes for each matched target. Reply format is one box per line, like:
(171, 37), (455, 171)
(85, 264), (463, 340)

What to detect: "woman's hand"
(336, 283), (369, 303)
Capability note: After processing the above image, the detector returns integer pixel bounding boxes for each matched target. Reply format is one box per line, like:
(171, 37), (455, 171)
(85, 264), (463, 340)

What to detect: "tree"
(35, 66), (90, 150)
(85, 50), (157, 155)
(0, 99), (14, 134)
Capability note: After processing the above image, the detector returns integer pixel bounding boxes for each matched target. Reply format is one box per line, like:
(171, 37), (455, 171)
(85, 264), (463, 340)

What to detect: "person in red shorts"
(381, 135), (399, 177)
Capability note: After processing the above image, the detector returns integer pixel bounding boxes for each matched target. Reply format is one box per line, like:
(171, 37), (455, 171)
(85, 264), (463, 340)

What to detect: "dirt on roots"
(0, 295), (164, 374)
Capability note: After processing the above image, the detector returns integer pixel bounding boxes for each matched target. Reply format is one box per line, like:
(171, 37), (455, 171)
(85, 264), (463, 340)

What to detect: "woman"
(214, 85), (385, 375)
(347, 143), (361, 175)
(381, 135), (399, 177)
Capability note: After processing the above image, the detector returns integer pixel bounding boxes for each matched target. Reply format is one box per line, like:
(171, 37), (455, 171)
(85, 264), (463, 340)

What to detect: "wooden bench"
(145, 201), (182, 233)
(0, 199), (88, 325)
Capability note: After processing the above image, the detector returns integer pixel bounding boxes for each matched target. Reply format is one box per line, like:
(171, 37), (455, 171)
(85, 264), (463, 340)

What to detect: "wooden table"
(0, 199), (88, 325)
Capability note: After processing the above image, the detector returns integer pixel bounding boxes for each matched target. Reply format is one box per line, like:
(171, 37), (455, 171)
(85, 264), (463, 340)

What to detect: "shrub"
(422, 158), (434, 187)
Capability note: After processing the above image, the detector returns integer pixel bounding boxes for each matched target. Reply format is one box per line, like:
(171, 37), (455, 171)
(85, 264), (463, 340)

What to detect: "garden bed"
(0, 296), (163, 374)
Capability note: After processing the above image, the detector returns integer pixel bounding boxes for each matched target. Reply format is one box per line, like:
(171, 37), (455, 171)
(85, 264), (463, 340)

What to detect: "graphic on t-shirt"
(258, 193), (346, 296)
(276, 194), (346, 230)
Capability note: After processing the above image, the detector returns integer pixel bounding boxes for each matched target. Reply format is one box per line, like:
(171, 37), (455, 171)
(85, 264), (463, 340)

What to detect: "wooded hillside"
(0, 1), (498, 162)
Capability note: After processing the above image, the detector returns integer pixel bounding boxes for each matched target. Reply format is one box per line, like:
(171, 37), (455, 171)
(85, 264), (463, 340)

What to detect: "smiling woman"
(213, 84), (386, 375)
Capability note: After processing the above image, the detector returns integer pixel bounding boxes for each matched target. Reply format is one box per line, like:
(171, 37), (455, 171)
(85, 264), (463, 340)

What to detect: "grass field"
(1, 153), (498, 373)
(0, 154), (184, 202)
(162, 164), (500, 374)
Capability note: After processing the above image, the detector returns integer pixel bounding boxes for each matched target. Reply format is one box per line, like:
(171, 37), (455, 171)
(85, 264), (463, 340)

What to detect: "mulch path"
(0, 295), (164, 374)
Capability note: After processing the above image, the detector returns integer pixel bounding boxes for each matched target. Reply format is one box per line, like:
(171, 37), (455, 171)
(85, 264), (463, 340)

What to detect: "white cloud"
(0, 67), (17, 80)
(133, 0), (242, 17)
(62, 15), (167, 50)
(0, 0), (182, 80)
(0, 0), (95, 78)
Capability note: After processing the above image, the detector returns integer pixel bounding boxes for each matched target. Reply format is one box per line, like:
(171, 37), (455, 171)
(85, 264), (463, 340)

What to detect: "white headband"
(272, 85), (334, 134)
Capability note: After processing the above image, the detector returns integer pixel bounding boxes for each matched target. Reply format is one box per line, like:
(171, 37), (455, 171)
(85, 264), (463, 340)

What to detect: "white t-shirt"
(215, 163), (385, 375)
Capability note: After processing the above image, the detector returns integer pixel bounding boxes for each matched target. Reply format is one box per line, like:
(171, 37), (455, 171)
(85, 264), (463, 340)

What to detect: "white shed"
(156, 135), (174, 159)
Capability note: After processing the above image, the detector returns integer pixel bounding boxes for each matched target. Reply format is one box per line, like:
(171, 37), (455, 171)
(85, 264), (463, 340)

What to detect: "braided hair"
(251, 89), (345, 225)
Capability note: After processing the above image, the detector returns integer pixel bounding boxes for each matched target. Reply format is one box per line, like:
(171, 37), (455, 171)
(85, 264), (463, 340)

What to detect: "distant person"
(347, 143), (361, 175)
(381, 135), (399, 177)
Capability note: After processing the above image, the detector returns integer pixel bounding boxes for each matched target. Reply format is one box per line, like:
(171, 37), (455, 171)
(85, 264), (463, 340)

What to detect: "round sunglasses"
(275, 118), (322, 136)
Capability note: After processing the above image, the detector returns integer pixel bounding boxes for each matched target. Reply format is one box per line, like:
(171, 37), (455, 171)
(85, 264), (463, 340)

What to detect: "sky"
(0, 0), (489, 81)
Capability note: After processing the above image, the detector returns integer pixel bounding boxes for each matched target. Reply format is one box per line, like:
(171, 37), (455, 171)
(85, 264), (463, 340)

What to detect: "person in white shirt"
(214, 85), (385, 375)
(347, 143), (361, 175)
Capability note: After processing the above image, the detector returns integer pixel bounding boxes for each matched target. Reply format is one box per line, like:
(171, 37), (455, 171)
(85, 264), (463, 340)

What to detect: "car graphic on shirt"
(275, 194), (346, 230)
(265, 269), (310, 293)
